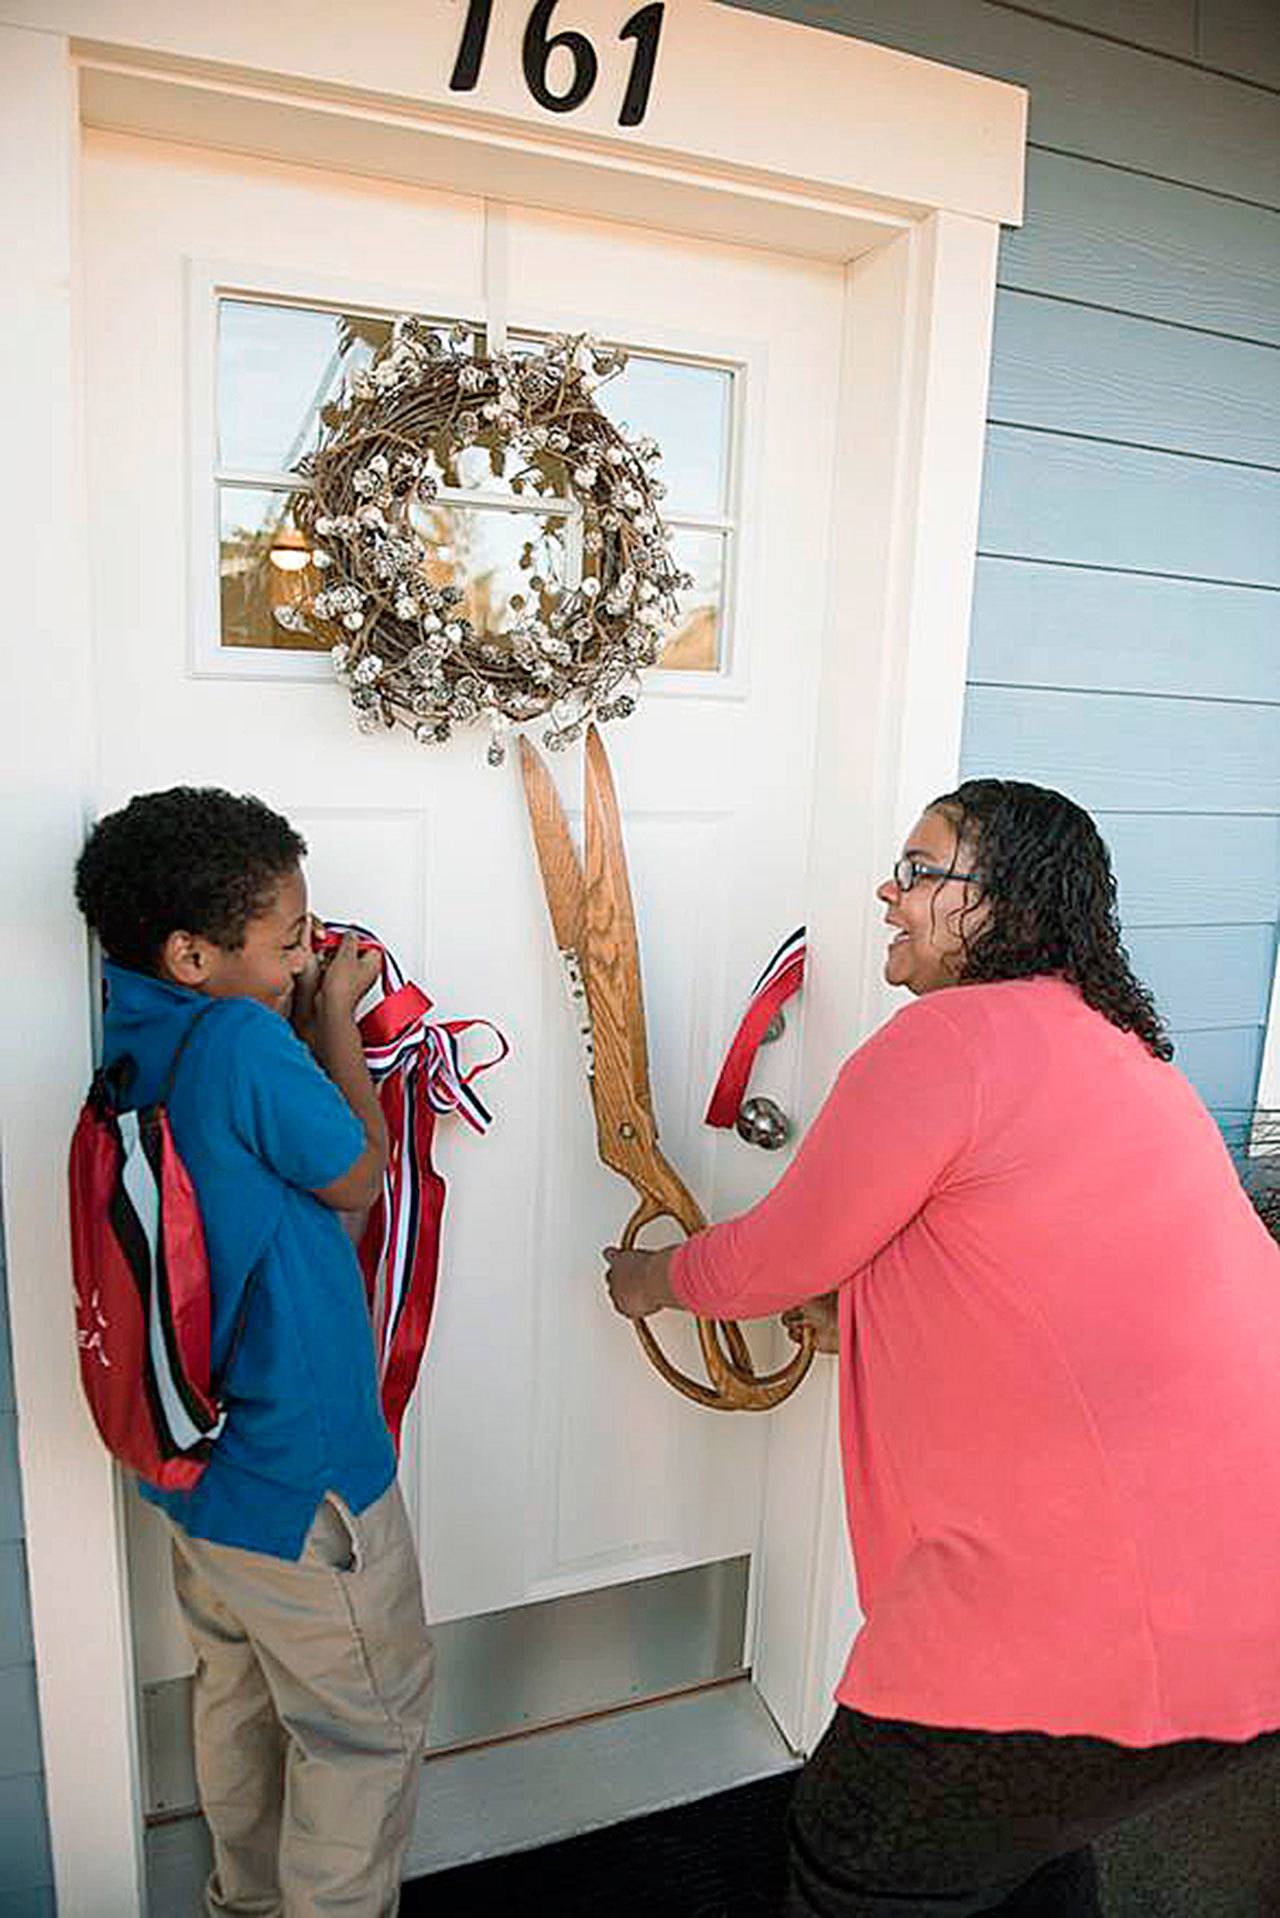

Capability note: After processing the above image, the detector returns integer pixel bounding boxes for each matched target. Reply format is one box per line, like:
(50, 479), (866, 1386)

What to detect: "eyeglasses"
(892, 857), (979, 893)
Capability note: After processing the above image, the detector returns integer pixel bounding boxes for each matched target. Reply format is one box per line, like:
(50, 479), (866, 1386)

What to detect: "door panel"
(82, 133), (844, 1687)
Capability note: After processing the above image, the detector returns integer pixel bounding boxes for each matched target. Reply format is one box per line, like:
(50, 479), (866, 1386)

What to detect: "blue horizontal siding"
(962, 685), (1280, 813)
(980, 427), (1280, 584)
(1099, 813), (1280, 927)
(0, 1888), (55, 1918)
(1003, 151), (1280, 346)
(1007, 0), (1195, 59)
(0, 1417), (23, 1548)
(969, 560), (1279, 702)
(1125, 923), (1278, 1030)
(0, 1666), (43, 1783)
(989, 290), (1280, 465)
(1201, 0), (1280, 89)
(729, 0), (1280, 201)
(1171, 1025), (1265, 1109)
(0, 1547), (32, 1668)
(0, 1773), (53, 1899)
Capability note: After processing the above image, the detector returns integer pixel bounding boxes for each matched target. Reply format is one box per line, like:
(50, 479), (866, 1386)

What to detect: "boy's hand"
(305, 927), (388, 1211)
(314, 931), (381, 1025)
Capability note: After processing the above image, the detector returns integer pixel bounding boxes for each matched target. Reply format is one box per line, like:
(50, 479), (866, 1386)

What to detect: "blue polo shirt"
(102, 964), (397, 1559)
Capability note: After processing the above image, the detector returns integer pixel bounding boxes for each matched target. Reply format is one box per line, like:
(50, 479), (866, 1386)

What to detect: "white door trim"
(3, 11), (1023, 1908)
(1, 25), (149, 1918)
(1257, 942), (1280, 1114)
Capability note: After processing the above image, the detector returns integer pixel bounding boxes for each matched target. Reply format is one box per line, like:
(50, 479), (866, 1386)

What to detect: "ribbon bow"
(704, 929), (806, 1130)
(317, 922), (508, 1448)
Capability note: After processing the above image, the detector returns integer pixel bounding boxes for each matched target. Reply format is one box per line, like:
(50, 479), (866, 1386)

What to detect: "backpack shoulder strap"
(157, 998), (221, 1107)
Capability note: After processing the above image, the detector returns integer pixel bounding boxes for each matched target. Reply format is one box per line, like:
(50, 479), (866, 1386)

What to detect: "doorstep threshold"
(144, 1679), (799, 1911)
(406, 1676), (799, 1877)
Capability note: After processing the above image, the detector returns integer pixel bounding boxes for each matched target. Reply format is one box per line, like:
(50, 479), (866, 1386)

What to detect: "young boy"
(74, 786), (434, 1917)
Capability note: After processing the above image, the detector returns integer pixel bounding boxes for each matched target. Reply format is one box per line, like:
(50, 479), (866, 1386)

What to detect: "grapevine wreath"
(275, 317), (692, 763)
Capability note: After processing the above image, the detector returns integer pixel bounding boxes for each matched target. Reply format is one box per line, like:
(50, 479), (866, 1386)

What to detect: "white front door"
(81, 128), (845, 1746)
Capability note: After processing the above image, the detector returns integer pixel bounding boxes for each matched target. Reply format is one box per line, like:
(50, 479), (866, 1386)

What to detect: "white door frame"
(0, 7), (1023, 1910)
(1258, 946), (1280, 1112)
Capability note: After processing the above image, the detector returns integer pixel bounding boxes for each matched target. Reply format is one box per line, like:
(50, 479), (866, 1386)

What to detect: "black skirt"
(786, 1706), (1280, 1917)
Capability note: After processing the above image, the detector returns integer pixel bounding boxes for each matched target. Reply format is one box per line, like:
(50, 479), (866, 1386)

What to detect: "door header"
(29, 0), (1026, 234)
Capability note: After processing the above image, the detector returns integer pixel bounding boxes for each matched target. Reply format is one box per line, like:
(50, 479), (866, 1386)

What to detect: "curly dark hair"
(75, 787), (307, 973)
(928, 778), (1173, 1061)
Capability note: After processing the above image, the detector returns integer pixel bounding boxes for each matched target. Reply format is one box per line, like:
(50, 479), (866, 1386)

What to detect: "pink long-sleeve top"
(671, 977), (1280, 1747)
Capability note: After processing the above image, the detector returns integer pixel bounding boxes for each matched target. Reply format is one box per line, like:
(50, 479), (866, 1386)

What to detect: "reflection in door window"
(662, 529), (726, 672)
(217, 301), (391, 474)
(219, 486), (327, 652)
(405, 499), (573, 641)
(603, 355), (735, 673)
(215, 299), (475, 653)
(595, 355), (732, 522)
(214, 296), (738, 673)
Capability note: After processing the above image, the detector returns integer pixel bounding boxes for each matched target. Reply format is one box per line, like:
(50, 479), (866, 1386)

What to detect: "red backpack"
(68, 1001), (237, 1491)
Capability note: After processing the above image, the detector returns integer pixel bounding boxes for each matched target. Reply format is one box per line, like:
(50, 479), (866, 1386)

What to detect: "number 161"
(450, 1), (666, 129)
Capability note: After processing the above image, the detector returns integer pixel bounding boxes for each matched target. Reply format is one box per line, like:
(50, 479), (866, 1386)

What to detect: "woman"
(604, 779), (1280, 1916)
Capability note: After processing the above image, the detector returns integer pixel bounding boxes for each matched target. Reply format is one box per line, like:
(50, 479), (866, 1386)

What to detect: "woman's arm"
(604, 1247), (840, 1352)
(612, 997), (978, 1325)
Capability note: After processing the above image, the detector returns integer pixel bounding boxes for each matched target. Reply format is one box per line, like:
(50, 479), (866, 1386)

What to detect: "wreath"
(274, 318), (692, 763)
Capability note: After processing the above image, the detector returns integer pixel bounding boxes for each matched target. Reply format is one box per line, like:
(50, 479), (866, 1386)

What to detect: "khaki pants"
(168, 1483), (434, 1918)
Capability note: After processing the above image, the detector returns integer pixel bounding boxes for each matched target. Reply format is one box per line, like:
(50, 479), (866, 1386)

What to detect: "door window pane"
(217, 302), (474, 474)
(219, 486), (326, 651)
(595, 355), (732, 520)
(218, 302), (388, 473)
(660, 529), (726, 671)
(406, 500), (573, 641)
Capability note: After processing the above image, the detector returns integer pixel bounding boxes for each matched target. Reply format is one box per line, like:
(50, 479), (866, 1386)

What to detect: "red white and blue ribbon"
(704, 928), (806, 1130)
(318, 922), (508, 1450)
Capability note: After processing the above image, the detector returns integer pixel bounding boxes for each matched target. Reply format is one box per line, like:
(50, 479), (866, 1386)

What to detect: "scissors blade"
(519, 735), (585, 956)
(583, 726), (658, 1170)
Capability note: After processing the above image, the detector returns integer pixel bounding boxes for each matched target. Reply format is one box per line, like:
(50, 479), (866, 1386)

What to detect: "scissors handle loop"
(620, 1193), (816, 1413)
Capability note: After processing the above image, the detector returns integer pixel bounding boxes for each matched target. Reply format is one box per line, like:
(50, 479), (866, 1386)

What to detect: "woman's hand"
(781, 1291), (840, 1354)
(603, 1245), (678, 1320)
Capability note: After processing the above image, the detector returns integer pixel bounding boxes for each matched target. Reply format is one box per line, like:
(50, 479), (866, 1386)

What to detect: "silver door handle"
(735, 1096), (791, 1150)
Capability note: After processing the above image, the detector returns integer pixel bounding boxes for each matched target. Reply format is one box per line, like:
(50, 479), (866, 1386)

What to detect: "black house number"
(449, 1), (666, 128)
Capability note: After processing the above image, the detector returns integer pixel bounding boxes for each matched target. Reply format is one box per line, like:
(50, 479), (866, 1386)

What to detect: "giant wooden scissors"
(520, 725), (815, 1411)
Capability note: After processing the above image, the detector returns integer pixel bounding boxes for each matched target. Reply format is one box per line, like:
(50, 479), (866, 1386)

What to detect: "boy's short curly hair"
(75, 787), (308, 973)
